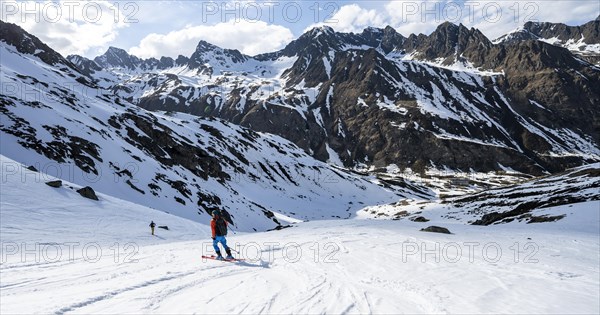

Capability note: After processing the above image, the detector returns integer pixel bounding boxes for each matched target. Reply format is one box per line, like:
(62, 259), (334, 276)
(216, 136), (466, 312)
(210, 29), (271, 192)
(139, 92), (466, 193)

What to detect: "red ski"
(202, 255), (244, 262)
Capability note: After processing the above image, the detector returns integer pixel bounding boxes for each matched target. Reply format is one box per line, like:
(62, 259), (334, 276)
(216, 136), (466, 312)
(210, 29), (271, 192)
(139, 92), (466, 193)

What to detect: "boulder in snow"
(45, 180), (62, 188)
(77, 186), (99, 201)
(411, 216), (430, 222)
(420, 226), (452, 234)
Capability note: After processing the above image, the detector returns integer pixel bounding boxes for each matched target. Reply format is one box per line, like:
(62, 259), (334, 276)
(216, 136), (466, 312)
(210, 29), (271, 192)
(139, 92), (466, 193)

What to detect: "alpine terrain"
(1, 12), (599, 315)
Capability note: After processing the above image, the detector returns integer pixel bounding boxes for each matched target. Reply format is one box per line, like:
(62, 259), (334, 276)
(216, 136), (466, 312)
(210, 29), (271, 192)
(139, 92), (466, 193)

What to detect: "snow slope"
(0, 41), (409, 232)
(0, 155), (209, 246)
(2, 155), (599, 314)
(361, 163), (600, 223)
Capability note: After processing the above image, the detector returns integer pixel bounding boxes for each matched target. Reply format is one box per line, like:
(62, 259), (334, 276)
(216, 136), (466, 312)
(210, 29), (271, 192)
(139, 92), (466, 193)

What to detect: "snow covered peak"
(188, 40), (249, 70)
(106, 45), (128, 54)
(66, 54), (103, 77)
(194, 40), (220, 53)
(363, 26), (383, 34)
(493, 27), (539, 44)
(309, 25), (335, 37)
(492, 17), (600, 61)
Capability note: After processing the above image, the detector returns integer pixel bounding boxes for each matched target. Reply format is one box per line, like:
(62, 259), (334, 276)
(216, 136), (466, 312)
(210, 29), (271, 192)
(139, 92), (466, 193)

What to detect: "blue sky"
(2, 0), (599, 58)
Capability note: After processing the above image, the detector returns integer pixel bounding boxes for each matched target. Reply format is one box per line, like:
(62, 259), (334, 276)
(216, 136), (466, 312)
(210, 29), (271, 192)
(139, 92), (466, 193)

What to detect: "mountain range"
(1, 18), (599, 229)
(64, 17), (600, 175)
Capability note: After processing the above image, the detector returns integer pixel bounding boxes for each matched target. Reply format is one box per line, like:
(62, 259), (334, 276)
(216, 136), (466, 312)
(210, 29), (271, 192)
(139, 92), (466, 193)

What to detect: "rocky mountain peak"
(308, 25), (336, 37)
(376, 25), (406, 53)
(66, 54), (103, 76)
(361, 26), (383, 35)
(382, 25), (397, 34)
(187, 40), (248, 72)
(158, 56), (175, 68)
(0, 20), (70, 67)
(520, 19), (600, 45)
(304, 25), (339, 45)
(94, 46), (142, 70)
(408, 21), (492, 64)
(194, 40), (219, 53)
(493, 27), (539, 44)
(430, 22), (489, 45)
(493, 18), (599, 65)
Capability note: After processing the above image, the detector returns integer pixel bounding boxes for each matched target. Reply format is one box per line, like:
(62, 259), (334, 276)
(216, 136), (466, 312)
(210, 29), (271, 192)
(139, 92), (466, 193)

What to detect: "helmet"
(212, 209), (221, 217)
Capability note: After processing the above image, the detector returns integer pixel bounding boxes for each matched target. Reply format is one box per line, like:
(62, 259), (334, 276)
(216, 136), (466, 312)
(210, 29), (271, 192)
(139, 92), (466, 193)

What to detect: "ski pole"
(229, 224), (238, 235)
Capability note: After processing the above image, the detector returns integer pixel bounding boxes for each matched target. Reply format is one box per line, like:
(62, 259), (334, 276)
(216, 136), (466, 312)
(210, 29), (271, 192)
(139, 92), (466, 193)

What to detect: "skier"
(211, 209), (234, 260)
(149, 221), (156, 235)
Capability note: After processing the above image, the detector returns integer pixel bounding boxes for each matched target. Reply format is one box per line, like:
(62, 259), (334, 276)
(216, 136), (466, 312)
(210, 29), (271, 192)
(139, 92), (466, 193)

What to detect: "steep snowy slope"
(0, 30), (415, 232)
(0, 155), (209, 245)
(1, 158), (598, 314)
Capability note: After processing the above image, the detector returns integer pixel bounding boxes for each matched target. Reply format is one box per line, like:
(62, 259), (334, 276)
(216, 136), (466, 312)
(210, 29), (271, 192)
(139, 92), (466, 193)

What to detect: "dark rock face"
(93, 47), (181, 71)
(175, 55), (190, 66)
(45, 180), (62, 188)
(27, 165), (38, 172)
(189, 40), (248, 68)
(77, 186), (99, 201)
(94, 46), (143, 70)
(67, 55), (103, 77)
(408, 22), (494, 65)
(495, 18), (600, 64)
(420, 226), (452, 234)
(0, 20), (68, 67)
(158, 57), (175, 69)
(523, 19), (600, 45)
(1, 107), (103, 175)
(108, 113), (229, 182)
(527, 214), (566, 224)
(158, 225), (169, 230)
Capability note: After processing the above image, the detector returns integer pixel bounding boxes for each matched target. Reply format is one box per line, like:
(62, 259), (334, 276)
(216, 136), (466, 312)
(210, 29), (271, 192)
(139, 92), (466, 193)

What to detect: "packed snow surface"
(1, 156), (599, 314)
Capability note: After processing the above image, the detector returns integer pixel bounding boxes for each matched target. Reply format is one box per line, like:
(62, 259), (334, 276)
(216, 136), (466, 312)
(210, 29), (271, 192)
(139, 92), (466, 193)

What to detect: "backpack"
(215, 217), (227, 236)
(221, 209), (233, 225)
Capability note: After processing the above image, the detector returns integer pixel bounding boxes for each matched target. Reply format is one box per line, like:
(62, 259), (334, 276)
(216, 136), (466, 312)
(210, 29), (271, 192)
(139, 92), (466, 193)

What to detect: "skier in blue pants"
(211, 209), (233, 260)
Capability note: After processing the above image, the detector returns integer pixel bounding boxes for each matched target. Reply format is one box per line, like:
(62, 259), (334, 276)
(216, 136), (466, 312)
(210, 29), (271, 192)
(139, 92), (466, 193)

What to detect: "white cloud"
(1, 0), (128, 56)
(304, 4), (387, 33)
(2, 0), (597, 59)
(460, 0), (599, 40)
(307, 1), (598, 41)
(128, 20), (294, 58)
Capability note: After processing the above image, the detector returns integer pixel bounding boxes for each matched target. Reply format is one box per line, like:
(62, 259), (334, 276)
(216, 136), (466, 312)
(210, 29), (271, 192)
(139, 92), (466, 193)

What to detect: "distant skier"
(211, 209), (233, 260)
(149, 221), (156, 235)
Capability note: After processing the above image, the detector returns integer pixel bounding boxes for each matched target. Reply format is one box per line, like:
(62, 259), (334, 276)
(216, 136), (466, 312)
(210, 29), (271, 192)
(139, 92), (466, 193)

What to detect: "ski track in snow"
(2, 171), (599, 315)
(1, 155), (598, 314)
(3, 216), (599, 314)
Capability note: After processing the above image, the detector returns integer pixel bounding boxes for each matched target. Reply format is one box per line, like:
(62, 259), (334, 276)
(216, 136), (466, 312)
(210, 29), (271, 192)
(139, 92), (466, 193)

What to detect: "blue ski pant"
(213, 235), (229, 253)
